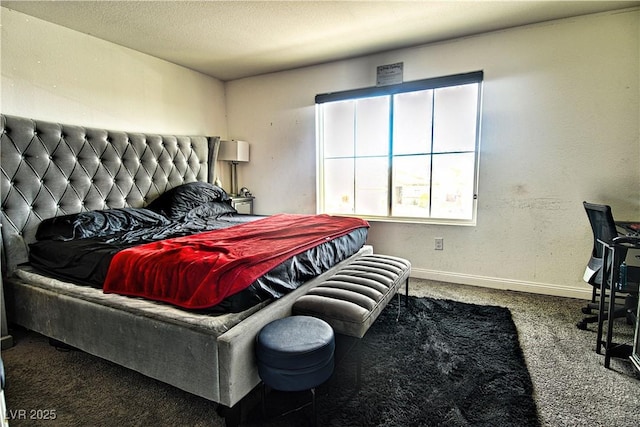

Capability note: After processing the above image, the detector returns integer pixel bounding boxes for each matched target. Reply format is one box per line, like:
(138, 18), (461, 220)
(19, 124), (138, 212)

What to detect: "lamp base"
(229, 161), (239, 196)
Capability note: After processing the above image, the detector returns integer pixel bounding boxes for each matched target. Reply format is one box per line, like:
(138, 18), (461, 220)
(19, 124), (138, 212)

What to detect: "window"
(315, 71), (482, 224)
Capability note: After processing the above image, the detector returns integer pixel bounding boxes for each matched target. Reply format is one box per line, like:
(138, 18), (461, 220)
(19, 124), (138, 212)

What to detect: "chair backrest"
(582, 201), (630, 285)
(583, 202), (618, 259)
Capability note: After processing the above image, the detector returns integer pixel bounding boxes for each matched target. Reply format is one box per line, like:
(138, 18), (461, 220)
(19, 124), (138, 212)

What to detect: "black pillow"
(36, 208), (170, 241)
(147, 181), (230, 220)
(185, 201), (237, 220)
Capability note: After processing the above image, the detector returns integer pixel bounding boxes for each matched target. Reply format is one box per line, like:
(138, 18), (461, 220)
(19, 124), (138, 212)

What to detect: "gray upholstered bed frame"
(0, 115), (371, 417)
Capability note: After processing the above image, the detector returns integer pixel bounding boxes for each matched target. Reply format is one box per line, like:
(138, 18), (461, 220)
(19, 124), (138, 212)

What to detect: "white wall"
(2, 6), (638, 299)
(226, 9), (640, 298)
(0, 8), (227, 137)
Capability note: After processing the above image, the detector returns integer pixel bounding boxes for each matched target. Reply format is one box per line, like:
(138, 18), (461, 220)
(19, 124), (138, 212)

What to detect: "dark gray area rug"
(3, 295), (538, 426)
(246, 295), (539, 426)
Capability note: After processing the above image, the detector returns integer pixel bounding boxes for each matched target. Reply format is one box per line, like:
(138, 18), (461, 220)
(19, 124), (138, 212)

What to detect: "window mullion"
(388, 96), (394, 217)
(428, 90), (436, 218)
(352, 102), (357, 214)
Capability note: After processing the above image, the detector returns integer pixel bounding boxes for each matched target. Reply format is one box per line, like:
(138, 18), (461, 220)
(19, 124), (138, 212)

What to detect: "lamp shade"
(219, 140), (249, 162)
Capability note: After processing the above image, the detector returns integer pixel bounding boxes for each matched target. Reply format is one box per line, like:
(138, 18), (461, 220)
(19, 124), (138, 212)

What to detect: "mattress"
(28, 214), (369, 313)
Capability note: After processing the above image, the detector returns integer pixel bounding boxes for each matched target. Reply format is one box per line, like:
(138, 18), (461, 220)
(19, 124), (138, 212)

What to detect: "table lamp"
(218, 140), (249, 196)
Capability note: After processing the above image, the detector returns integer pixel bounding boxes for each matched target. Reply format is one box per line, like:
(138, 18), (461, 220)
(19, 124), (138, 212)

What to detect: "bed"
(0, 114), (372, 421)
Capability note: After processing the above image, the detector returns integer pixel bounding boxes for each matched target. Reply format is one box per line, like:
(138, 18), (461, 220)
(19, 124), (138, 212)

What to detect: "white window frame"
(315, 71), (483, 225)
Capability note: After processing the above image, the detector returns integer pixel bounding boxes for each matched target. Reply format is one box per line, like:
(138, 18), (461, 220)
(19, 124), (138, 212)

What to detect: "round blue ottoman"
(256, 315), (335, 424)
(256, 315), (335, 391)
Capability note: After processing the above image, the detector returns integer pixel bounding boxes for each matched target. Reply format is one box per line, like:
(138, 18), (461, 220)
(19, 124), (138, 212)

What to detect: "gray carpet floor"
(411, 278), (640, 426)
(2, 278), (640, 426)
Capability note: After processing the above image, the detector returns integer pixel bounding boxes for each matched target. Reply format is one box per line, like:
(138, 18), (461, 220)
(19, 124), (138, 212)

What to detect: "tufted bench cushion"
(292, 254), (411, 338)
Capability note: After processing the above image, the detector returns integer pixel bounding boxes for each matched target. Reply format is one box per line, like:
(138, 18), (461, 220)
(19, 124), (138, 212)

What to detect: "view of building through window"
(316, 72), (482, 224)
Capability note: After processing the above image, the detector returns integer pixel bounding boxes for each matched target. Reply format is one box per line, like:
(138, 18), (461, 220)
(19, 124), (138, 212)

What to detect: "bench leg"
(405, 277), (409, 306)
(396, 277), (410, 321)
(355, 339), (362, 391)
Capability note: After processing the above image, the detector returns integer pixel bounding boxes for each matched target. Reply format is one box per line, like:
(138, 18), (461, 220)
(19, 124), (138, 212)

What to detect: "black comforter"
(29, 184), (368, 313)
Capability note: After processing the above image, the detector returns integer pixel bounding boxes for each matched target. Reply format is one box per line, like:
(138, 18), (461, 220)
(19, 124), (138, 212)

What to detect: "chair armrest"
(613, 235), (640, 248)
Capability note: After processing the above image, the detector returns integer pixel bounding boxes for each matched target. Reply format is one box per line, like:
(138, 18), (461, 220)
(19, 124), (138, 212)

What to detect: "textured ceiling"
(3, 1), (639, 81)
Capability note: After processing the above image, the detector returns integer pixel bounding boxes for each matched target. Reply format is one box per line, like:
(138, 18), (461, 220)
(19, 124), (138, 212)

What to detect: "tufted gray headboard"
(0, 114), (219, 275)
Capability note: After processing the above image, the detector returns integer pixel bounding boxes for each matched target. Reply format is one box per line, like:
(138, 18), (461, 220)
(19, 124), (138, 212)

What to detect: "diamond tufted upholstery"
(1, 114), (218, 275)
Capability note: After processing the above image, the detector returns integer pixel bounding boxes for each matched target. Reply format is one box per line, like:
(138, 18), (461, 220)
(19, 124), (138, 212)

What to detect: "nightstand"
(231, 196), (255, 214)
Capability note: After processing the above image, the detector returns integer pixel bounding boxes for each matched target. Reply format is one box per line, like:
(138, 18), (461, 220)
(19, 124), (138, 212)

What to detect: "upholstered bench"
(292, 253), (411, 338)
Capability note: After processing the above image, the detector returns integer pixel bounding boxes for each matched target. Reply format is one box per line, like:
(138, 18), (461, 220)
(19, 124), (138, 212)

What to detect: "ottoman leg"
(310, 387), (317, 427)
(261, 382), (267, 419)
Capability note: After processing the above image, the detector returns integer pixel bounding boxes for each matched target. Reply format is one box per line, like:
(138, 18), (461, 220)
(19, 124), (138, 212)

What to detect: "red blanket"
(103, 214), (369, 309)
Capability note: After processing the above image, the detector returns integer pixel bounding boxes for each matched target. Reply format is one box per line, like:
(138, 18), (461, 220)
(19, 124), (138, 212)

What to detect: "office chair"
(577, 202), (639, 330)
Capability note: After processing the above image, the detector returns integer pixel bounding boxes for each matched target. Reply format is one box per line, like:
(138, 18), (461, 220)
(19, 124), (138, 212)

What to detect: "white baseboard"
(411, 268), (592, 300)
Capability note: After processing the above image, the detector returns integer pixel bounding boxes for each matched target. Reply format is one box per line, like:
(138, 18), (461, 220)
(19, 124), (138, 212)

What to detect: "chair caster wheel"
(576, 321), (588, 330)
(581, 307), (592, 314)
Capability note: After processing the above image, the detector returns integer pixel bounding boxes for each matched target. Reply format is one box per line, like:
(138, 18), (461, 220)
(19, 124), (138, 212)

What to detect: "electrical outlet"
(435, 238), (444, 250)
